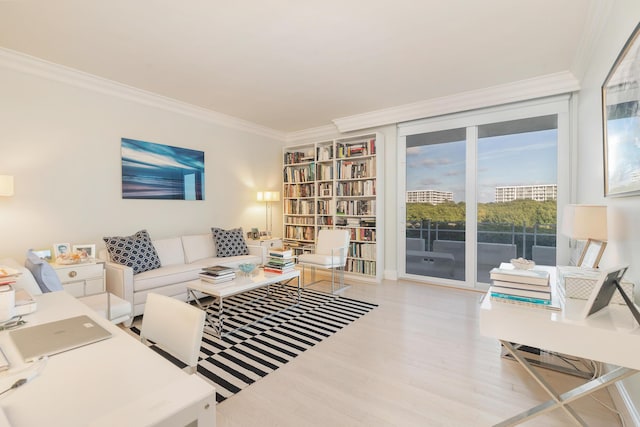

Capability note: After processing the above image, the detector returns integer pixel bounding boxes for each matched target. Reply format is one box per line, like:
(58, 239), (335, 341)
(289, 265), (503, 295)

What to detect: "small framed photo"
(578, 239), (607, 269)
(53, 243), (71, 259)
(73, 244), (96, 258)
(322, 188), (332, 197)
(32, 248), (52, 262)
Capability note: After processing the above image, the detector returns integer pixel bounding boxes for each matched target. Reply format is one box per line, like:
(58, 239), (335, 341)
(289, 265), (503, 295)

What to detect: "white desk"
(0, 292), (215, 427)
(480, 266), (640, 426)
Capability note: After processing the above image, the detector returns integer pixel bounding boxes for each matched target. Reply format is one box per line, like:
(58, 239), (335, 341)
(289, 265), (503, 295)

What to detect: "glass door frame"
(397, 95), (573, 289)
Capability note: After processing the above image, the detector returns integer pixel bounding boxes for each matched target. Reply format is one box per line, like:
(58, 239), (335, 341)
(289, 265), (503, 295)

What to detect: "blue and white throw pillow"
(211, 227), (249, 257)
(24, 250), (64, 293)
(103, 229), (161, 274)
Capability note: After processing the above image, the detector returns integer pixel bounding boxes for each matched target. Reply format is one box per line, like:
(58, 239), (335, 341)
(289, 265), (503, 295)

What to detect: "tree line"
(407, 199), (557, 228)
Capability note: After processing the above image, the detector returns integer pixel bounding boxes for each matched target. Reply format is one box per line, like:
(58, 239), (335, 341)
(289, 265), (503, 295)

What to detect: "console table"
(480, 266), (640, 426)
(0, 291), (215, 426)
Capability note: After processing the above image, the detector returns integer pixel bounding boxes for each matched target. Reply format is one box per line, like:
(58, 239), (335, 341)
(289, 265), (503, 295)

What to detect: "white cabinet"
(283, 132), (382, 282)
(52, 262), (105, 297)
(247, 238), (283, 264)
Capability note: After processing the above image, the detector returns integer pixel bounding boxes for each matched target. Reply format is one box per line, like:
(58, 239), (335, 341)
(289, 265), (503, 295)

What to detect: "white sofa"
(100, 233), (262, 317)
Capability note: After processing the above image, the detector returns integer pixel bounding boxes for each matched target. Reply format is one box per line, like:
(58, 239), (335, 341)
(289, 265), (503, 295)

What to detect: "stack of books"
(489, 266), (558, 309)
(264, 247), (295, 274)
(0, 266), (20, 287)
(199, 265), (236, 284)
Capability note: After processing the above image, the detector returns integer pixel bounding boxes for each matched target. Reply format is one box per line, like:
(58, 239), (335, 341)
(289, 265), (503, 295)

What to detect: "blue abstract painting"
(121, 138), (205, 200)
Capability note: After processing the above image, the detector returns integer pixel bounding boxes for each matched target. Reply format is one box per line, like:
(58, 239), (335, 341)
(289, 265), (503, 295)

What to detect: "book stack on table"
(489, 266), (559, 310)
(264, 247), (295, 274)
(199, 265), (236, 284)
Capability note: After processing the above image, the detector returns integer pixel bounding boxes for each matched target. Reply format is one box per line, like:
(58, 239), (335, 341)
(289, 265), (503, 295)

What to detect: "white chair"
(140, 293), (205, 374)
(297, 229), (350, 293)
(79, 292), (132, 325)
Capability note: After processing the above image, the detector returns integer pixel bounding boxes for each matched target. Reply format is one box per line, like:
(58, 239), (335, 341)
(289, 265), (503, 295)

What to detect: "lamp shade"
(0, 175), (14, 196)
(257, 191), (280, 202)
(562, 204), (608, 241)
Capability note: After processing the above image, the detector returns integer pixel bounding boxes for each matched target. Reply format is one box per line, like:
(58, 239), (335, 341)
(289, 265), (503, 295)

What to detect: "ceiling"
(0, 0), (598, 133)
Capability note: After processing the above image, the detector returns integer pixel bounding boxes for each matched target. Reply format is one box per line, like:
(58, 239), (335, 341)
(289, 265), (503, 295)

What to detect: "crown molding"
(0, 47), (286, 142)
(570, 0), (614, 80)
(332, 71), (580, 133)
(285, 124), (340, 144)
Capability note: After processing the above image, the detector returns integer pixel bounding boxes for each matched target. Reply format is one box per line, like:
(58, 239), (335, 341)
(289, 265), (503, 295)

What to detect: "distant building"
(495, 184), (557, 202)
(406, 190), (453, 204)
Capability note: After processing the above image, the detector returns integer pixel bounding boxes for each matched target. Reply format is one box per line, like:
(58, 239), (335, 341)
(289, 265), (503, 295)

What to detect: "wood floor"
(215, 277), (624, 427)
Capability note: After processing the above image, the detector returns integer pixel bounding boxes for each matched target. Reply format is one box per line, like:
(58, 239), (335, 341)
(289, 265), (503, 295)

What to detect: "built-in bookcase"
(282, 133), (383, 282)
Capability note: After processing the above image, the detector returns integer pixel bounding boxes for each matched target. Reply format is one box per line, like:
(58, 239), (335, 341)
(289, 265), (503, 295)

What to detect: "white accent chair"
(297, 229), (350, 293)
(140, 293), (206, 374)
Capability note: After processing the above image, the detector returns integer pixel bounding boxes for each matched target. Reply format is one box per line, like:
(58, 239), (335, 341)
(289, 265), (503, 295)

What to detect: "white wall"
(0, 62), (283, 262)
(576, 0), (640, 419)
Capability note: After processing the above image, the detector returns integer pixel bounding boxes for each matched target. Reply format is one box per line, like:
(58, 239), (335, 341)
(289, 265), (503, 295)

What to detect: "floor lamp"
(0, 175), (14, 197)
(257, 191), (280, 236)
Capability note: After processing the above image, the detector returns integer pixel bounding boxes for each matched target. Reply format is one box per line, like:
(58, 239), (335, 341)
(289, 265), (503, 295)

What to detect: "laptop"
(9, 315), (112, 362)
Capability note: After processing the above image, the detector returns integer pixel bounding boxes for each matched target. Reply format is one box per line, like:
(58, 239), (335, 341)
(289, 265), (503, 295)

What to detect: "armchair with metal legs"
(297, 229), (350, 293)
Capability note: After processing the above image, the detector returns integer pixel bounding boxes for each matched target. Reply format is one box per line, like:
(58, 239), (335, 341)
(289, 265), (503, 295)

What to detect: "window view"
(476, 115), (558, 283)
(404, 115), (558, 285)
(405, 128), (467, 281)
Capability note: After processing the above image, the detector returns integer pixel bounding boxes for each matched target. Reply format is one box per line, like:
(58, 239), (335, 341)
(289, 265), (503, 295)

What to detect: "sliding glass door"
(405, 128), (467, 281)
(476, 116), (558, 283)
(398, 97), (569, 288)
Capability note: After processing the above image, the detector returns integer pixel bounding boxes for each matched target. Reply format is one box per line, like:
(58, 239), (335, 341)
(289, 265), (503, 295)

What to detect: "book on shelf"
(201, 265), (235, 276)
(489, 267), (550, 286)
(199, 272), (236, 284)
(489, 285), (551, 301)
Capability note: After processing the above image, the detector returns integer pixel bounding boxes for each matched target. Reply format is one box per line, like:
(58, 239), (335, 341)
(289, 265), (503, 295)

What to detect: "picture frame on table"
(53, 243), (71, 259)
(73, 244), (96, 258)
(602, 22), (640, 197)
(32, 248), (52, 262)
(578, 239), (607, 269)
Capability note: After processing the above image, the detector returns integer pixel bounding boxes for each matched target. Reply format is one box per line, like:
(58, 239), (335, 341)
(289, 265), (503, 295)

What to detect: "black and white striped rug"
(130, 286), (377, 403)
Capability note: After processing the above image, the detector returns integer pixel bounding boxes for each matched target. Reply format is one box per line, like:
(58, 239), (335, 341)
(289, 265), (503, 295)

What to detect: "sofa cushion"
(191, 254), (261, 270)
(211, 227), (249, 257)
(133, 264), (203, 292)
(151, 237), (185, 266)
(24, 250), (64, 293)
(103, 229), (161, 274)
(182, 234), (215, 263)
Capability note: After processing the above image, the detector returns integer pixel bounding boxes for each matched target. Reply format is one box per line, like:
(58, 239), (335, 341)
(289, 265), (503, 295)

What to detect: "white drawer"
(54, 263), (103, 283)
(63, 281), (85, 297)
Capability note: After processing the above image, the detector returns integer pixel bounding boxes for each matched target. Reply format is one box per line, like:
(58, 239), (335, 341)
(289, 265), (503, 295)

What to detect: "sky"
(406, 129), (558, 203)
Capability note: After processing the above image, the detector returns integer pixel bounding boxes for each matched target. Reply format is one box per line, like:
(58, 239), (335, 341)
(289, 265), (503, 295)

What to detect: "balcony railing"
(406, 219), (556, 259)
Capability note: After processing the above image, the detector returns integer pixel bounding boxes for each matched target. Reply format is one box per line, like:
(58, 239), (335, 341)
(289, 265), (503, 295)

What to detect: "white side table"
(51, 261), (105, 297)
(247, 238), (283, 264)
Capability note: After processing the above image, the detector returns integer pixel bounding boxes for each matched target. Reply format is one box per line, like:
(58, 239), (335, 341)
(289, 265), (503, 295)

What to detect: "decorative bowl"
(238, 263), (257, 276)
(510, 258), (535, 270)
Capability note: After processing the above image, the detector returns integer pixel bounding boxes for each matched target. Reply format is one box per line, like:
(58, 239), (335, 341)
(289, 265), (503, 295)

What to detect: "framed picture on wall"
(602, 22), (640, 197)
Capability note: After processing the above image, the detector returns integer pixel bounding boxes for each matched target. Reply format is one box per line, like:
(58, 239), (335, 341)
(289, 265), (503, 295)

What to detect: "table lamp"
(561, 204), (607, 267)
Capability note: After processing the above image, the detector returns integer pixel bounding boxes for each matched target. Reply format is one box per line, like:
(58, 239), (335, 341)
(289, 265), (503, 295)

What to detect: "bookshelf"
(282, 133), (383, 282)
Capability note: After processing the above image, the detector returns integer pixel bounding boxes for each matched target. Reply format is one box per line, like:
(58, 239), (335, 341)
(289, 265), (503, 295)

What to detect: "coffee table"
(186, 268), (301, 338)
